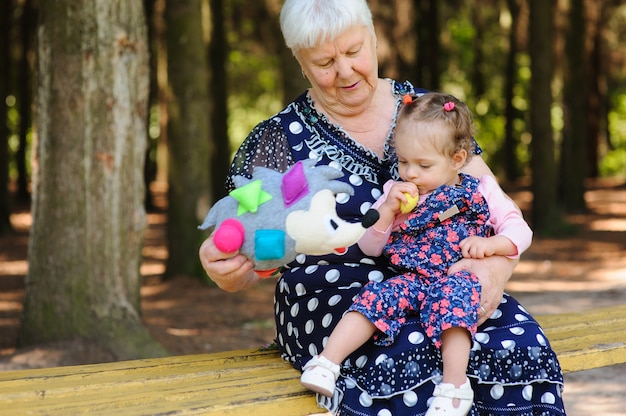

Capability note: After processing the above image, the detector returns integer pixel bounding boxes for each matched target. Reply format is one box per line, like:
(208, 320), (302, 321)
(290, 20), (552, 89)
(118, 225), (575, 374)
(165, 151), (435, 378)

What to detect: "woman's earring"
(301, 70), (306, 78)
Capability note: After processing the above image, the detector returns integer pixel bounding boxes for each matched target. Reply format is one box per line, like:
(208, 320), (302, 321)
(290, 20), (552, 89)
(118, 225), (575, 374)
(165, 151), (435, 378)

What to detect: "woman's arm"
(449, 255), (517, 325)
(199, 119), (292, 292)
(461, 154), (496, 179)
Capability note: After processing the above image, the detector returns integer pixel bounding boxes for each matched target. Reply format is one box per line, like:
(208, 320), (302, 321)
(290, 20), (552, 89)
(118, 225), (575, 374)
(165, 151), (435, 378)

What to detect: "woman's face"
(296, 25), (378, 115)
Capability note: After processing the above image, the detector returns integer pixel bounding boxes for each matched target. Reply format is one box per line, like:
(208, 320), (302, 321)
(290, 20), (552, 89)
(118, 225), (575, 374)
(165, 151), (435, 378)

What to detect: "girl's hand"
(382, 182), (419, 215)
(198, 236), (260, 293)
(459, 236), (494, 259)
(460, 235), (518, 259)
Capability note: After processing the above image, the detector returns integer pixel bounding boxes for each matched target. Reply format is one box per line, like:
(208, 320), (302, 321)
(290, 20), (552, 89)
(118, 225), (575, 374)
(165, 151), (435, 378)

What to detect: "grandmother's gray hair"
(280, 0), (374, 53)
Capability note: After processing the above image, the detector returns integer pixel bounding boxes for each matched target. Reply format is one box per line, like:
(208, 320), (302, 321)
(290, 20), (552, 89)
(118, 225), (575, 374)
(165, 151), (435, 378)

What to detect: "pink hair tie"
(402, 94), (414, 105)
(443, 102), (455, 112)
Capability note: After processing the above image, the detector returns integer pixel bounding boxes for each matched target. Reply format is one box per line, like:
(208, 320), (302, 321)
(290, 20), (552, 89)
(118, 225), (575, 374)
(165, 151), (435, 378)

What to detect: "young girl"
(299, 92), (533, 416)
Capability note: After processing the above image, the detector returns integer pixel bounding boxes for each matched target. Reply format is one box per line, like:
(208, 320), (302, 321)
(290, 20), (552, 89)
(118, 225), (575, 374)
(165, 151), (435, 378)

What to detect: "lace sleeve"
(225, 118), (295, 191)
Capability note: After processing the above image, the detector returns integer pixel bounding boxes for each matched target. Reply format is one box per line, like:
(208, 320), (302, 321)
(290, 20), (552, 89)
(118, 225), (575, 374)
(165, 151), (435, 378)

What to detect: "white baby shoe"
(425, 378), (474, 416)
(300, 355), (341, 397)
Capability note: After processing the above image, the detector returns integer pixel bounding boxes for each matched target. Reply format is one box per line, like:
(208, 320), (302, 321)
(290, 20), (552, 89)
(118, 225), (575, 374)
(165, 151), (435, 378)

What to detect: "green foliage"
(226, 48), (283, 153)
(228, 92), (282, 154)
(6, 97), (18, 179)
(224, 2), (283, 153)
(6, 0), (626, 197)
(600, 92), (626, 177)
(5, 95), (32, 182)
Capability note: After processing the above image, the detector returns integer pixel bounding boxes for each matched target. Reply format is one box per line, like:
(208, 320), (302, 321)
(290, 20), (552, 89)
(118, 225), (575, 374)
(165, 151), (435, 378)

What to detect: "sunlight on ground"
(140, 283), (168, 297)
(563, 363), (626, 416)
(142, 299), (178, 310)
(140, 262), (166, 276)
(0, 301), (22, 313)
(0, 261), (28, 275)
(514, 258), (626, 286)
(142, 246), (168, 259)
(9, 212), (31, 230)
(146, 212), (167, 224)
(165, 328), (201, 336)
(507, 278), (626, 292)
(589, 218), (626, 231)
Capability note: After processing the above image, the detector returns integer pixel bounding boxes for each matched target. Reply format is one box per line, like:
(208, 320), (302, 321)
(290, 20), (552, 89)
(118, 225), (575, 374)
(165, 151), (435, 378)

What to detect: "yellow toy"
(400, 192), (419, 214)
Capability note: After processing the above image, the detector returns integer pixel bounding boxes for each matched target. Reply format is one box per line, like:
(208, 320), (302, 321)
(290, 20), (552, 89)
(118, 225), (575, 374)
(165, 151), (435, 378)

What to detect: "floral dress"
(350, 174), (488, 350)
(226, 79), (566, 415)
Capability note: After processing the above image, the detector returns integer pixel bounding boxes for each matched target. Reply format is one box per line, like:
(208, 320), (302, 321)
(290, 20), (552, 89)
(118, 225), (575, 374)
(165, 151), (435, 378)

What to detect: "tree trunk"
(529, 0), (560, 232)
(209, 0), (230, 201)
(470, 4), (487, 99)
(22, 0), (167, 359)
(370, 0), (415, 82)
(16, 0), (36, 203)
(585, 0), (614, 178)
(415, 0), (440, 90)
(503, 0), (522, 182)
(144, 0), (158, 210)
(559, 0), (588, 213)
(165, 0), (211, 278)
(0, 0), (13, 235)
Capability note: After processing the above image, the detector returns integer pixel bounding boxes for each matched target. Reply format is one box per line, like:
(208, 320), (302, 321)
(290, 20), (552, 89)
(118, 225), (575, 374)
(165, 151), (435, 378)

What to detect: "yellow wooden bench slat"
(0, 305), (623, 415)
(0, 349), (320, 415)
(537, 303), (626, 373)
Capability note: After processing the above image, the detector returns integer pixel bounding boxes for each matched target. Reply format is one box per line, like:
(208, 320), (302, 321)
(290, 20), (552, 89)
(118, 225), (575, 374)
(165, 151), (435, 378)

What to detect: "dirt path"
(1, 179), (625, 415)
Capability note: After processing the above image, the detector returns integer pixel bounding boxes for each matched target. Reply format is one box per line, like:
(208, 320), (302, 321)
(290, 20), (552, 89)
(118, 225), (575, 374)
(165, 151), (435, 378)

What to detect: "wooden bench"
(0, 304), (624, 415)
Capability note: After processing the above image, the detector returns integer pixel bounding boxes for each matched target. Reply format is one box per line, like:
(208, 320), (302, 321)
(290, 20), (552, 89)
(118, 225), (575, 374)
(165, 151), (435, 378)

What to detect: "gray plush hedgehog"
(199, 159), (378, 276)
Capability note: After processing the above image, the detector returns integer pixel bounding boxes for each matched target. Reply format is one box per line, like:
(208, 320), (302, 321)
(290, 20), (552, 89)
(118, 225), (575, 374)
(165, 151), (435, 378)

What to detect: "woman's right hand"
(198, 236), (260, 292)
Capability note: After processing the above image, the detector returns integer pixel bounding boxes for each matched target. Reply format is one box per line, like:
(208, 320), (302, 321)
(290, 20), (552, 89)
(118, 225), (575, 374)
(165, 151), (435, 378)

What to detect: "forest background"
(0, 1), (625, 408)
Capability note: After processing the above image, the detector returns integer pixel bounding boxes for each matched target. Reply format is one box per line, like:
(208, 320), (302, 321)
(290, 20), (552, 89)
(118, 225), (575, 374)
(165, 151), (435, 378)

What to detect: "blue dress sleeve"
(225, 118), (295, 191)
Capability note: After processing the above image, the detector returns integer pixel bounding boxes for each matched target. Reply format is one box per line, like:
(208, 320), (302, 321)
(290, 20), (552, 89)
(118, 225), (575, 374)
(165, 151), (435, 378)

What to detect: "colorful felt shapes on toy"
(199, 159), (378, 276)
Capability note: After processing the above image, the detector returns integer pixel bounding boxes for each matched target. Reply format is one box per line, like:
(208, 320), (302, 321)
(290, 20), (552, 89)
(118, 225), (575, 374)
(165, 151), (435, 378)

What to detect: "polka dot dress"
(226, 80), (566, 415)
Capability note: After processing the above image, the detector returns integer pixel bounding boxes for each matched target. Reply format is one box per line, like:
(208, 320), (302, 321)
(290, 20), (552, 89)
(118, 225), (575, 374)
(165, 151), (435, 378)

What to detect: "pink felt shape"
(213, 218), (245, 253)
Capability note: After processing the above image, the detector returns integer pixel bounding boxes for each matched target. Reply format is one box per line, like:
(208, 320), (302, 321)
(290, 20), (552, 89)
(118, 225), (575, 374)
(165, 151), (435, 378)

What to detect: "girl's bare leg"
(440, 327), (472, 407)
(321, 311), (377, 364)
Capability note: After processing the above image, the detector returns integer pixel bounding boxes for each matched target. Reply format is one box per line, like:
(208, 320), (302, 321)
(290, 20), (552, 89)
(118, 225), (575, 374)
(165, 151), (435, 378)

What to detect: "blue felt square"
(255, 230), (285, 261)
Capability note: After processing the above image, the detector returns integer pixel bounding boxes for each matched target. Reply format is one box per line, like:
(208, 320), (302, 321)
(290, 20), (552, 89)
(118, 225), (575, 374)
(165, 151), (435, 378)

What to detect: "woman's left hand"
(448, 255), (517, 325)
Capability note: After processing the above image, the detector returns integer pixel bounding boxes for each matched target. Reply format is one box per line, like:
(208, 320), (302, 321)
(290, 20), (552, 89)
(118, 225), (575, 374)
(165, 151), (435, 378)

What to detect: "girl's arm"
(460, 234), (519, 259)
(460, 174), (533, 259)
(358, 180), (417, 256)
(457, 155), (520, 324)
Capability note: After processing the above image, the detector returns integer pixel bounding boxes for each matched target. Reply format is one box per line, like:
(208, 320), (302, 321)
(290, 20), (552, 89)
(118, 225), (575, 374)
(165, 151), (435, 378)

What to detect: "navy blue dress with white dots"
(225, 79), (566, 416)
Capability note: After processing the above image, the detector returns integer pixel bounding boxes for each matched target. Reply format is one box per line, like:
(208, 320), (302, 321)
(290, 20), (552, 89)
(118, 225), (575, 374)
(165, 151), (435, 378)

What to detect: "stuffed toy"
(199, 159), (379, 277)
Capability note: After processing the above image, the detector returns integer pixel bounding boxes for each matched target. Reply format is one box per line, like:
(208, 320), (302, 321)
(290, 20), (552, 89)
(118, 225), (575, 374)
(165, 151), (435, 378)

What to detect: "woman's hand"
(198, 236), (260, 292)
(448, 255), (518, 325)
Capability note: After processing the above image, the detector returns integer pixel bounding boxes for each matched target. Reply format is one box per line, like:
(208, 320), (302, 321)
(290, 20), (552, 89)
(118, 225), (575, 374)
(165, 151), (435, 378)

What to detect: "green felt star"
(230, 180), (273, 215)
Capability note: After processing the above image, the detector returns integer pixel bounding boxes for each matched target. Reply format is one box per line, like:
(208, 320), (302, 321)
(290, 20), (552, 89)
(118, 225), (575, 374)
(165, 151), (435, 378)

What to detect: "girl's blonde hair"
(397, 92), (475, 162)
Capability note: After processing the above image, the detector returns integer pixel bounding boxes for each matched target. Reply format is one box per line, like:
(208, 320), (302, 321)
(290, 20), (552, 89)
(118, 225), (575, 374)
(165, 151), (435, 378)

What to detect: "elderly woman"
(199, 0), (566, 415)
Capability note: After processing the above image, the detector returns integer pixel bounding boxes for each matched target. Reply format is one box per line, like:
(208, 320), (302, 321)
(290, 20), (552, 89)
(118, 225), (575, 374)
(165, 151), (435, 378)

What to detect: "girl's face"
(296, 25), (379, 116)
(394, 120), (467, 195)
